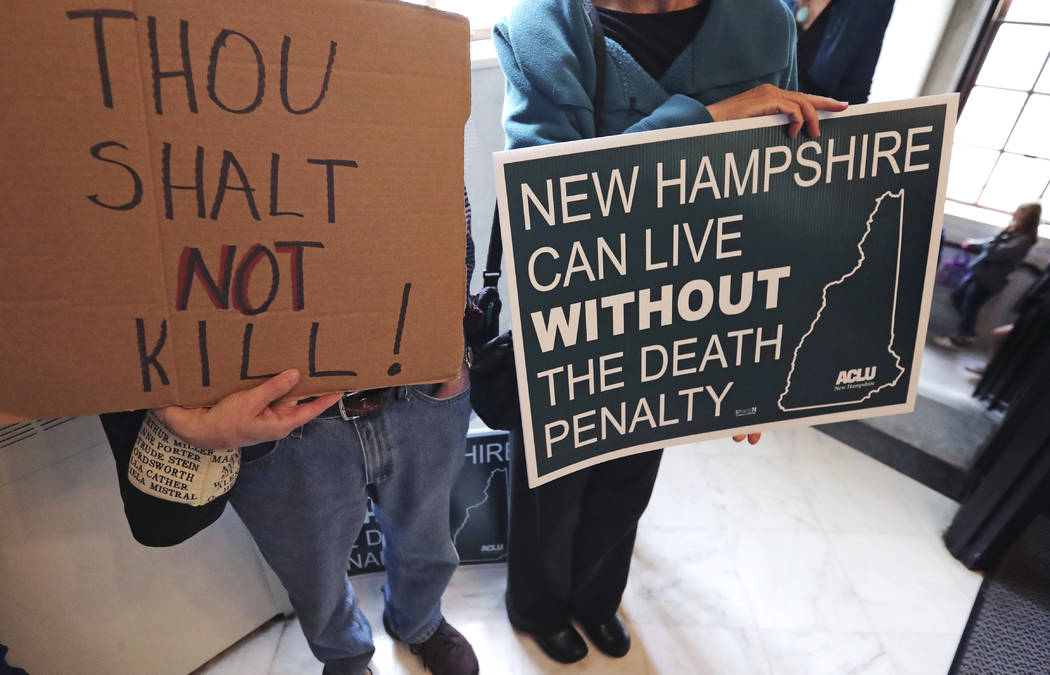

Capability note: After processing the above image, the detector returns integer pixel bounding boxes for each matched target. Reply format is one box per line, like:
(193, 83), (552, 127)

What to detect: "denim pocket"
(239, 438), (285, 466)
(411, 383), (471, 405)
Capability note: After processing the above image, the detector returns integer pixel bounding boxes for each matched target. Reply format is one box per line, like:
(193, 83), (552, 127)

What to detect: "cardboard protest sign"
(0, 1), (470, 419)
(494, 96), (957, 487)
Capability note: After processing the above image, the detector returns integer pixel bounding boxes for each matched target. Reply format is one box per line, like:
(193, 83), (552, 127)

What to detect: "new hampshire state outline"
(779, 190), (907, 411)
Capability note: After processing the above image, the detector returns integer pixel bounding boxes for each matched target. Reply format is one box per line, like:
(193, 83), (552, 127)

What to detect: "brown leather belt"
(322, 388), (394, 420)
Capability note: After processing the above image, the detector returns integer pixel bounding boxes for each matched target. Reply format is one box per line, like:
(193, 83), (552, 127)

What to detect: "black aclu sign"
(348, 428), (509, 575)
(494, 97), (958, 487)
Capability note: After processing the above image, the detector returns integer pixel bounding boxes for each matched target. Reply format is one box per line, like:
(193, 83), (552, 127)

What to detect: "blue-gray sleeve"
(836, 0), (894, 103)
(493, 1), (596, 149)
(621, 95), (712, 134)
(494, 27), (592, 148)
(784, 13), (800, 91)
(494, 0), (713, 147)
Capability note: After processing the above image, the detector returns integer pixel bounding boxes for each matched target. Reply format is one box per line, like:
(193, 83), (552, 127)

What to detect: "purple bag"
(937, 251), (973, 289)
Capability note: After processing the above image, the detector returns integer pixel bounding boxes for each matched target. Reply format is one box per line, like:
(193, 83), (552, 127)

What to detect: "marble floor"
(194, 426), (982, 675)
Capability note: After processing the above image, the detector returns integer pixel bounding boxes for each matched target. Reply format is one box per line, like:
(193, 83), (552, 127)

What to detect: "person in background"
(493, 0), (844, 664)
(965, 323), (1013, 375)
(781, 0), (895, 104)
(968, 260), (1050, 374)
(938, 202), (1041, 348)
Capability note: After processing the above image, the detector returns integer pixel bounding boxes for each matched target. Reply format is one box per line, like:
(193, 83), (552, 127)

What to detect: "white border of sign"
(493, 95), (959, 488)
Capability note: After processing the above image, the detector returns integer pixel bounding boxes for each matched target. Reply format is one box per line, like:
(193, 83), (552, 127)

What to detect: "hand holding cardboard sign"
(155, 370), (341, 450)
(708, 84), (848, 139)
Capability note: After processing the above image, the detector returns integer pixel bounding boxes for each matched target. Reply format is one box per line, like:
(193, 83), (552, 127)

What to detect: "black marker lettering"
(66, 9), (137, 109)
(161, 143), (206, 219)
(87, 141), (142, 211)
(387, 282), (411, 376)
(274, 241), (324, 310)
(211, 149), (260, 220)
(233, 244), (279, 316)
(198, 320), (210, 387)
(306, 158), (358, 223)
(147, 16), (197, 115)
(240, 323), (277, 380)
(207, 29), (265, 114)
(175, 245), (236, 310)
(269, 153), (303, 217)
(280, 36), (337, 115)
(135, 318), (169, 392)
(309, 322), (357, 377)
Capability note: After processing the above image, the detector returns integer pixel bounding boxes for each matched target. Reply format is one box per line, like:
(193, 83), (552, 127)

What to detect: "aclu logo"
(480, 543), (505, 553)
(835, 366), (877, 388)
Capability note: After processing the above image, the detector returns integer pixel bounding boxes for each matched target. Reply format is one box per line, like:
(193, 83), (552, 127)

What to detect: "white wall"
(870, 0), (957, 101)
(0, 417), (292, 674)
(465, 48), (513, 330)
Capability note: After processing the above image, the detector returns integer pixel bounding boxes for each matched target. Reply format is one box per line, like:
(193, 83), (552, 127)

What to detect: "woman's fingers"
(785, 92), (846, 138)
(733, 432), (763, 444)
(805, 94), (850, 112)
(709, 85), (848, 139)
(778, 98), (804, 139)
(792, 94), (821, 138)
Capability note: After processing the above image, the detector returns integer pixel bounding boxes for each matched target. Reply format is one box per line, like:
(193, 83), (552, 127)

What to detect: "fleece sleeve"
(493, 7), (595, 149)
(836, 0), (894, 103)
(494, 0), (714, 147)
(783, 13), (800, 92)
(621, 94), (713, 134)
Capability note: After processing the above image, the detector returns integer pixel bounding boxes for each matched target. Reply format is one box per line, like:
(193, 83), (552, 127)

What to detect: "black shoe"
(526, 625), (589, 664)
(577, 615), (631, 658)
(321, 665), (377, 675)
(383, 613), (479, 675)
(505, 594), (587, 664)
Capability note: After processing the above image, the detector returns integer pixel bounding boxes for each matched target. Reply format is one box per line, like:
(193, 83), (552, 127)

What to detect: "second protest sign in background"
(495, 96), (957, 487)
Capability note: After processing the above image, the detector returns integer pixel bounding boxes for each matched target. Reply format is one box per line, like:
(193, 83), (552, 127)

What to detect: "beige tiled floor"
(195, 426), (981, 675)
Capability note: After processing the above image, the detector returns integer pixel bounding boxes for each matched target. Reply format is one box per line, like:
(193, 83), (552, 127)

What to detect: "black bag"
(465, 207), (520, 430)
(465, 0), (607, 431)
(0, 643), (29, 675)
(100, 410), (228, 547)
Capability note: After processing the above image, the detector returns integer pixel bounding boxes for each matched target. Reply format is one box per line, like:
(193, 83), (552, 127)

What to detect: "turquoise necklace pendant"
(796, 5), (809, 24)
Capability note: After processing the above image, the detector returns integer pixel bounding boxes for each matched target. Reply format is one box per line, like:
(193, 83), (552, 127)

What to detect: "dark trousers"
(952, 273), (995, 336)
(505, 430), (663, 630)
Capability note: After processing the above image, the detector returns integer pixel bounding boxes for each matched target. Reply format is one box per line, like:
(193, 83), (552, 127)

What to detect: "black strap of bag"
(480, 0), (606, 290)
(468, 207), (504, 352)
(583, 0), (608, 130)
(468, 2), (607, 430)
(482, 206), (503, 291)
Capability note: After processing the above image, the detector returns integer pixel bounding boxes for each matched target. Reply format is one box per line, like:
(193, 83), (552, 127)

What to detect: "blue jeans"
(229, 385), (471, 675)
(952, 272), (995, 336)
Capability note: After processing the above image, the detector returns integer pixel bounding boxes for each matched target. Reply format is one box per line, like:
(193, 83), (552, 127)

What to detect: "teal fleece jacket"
(494, 0), (799, 149)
